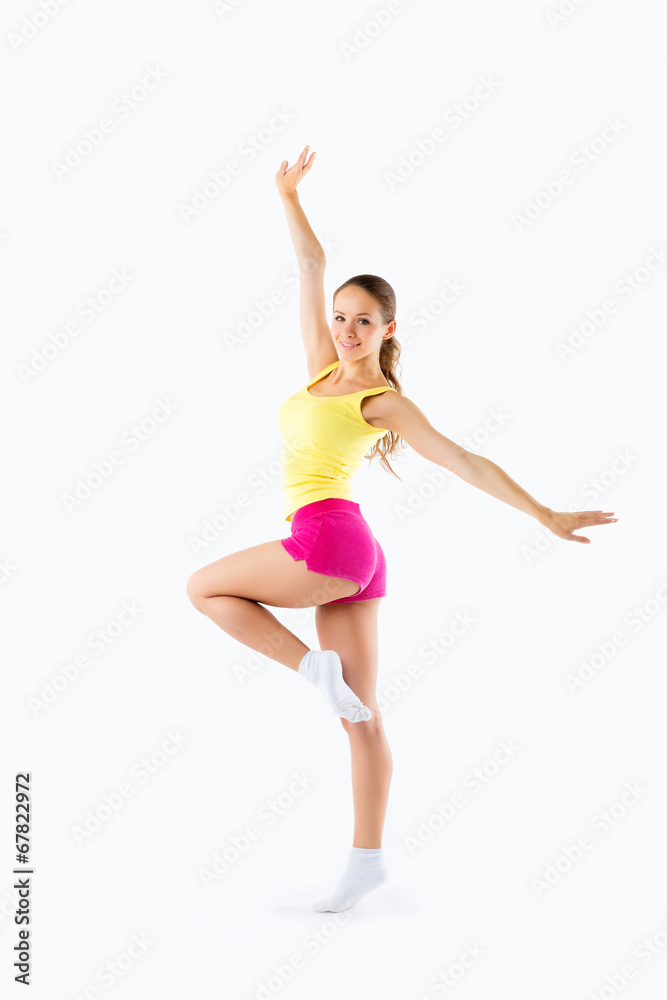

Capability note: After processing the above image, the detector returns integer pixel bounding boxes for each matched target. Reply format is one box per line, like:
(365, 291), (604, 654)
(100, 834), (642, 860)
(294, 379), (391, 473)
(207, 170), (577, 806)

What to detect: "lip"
(340, 342), (360, 349)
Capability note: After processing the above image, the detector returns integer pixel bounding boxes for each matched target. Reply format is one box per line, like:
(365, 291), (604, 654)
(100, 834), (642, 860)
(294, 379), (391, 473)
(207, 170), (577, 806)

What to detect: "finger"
(576, 514), (618, 527)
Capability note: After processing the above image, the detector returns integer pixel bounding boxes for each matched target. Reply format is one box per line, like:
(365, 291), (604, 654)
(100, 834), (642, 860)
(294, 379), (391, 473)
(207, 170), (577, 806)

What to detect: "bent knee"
(186, 572), (208, 609)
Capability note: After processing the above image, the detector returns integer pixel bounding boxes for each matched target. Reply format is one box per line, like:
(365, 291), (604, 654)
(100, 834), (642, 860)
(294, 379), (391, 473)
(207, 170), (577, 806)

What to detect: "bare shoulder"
(361, 389), (426, 434)
(362, 389), (468, 472)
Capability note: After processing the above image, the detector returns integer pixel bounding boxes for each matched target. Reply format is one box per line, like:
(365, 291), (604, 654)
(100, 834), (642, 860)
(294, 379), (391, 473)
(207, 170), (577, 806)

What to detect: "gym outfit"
(277, 360), (396, 605)
(279, 363), (391, 912)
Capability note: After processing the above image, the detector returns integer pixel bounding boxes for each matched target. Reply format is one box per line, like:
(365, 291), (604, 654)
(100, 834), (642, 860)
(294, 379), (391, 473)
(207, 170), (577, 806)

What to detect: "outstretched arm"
(455, 452), (617, 543)
(376, 393), (619, 544)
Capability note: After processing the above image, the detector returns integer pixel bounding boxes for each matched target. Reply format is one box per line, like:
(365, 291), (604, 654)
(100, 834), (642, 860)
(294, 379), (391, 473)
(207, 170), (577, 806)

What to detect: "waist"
(290, 497), (362, 527)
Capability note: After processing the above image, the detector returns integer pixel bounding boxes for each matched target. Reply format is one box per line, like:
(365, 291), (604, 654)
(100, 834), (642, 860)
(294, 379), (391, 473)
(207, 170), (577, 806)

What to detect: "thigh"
(315, 598), (383, 710)
(187, 539), (361, 609)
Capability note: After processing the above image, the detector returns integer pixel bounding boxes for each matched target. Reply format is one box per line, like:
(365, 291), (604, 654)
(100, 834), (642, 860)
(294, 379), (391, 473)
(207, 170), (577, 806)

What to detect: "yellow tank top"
(277, 360), (396, 521)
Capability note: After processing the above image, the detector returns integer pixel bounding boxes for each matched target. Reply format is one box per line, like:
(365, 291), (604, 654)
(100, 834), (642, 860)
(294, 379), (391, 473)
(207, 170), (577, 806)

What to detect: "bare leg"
(343, 717), (393, 848)
(186, 538), (362, 671)
(310, 597), (392, 911)
(193, 594), (309, 670)
(315, 598), (392, 848)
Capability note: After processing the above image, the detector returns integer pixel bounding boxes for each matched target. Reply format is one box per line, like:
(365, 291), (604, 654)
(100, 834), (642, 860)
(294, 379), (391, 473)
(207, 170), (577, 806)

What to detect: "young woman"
(186, 144), (618, 913)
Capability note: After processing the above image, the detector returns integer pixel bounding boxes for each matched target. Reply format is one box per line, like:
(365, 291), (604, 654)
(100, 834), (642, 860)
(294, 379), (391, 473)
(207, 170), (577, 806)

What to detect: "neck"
(333, 356), (384, 383)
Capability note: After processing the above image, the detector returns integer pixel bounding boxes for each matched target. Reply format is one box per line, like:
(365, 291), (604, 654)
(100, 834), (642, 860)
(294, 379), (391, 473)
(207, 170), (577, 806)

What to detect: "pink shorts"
(281, 498), (387, 605)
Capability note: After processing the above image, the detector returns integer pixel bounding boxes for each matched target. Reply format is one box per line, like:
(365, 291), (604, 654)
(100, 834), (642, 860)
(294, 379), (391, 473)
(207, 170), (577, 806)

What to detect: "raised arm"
(371, 392), (618, 544)
(275, 145), (338, 379)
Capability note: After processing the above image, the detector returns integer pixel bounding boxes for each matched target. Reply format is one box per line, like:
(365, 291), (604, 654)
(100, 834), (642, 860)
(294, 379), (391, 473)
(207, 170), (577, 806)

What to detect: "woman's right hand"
(275, 144), (316, 196)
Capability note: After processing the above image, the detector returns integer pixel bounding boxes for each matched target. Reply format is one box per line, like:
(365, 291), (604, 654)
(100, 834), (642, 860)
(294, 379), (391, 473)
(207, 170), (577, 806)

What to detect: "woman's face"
(331, 288), (395, 360)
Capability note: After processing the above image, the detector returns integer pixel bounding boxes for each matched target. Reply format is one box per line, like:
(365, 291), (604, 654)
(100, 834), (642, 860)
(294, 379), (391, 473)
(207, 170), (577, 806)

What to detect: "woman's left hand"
(542, 509), (618, 544)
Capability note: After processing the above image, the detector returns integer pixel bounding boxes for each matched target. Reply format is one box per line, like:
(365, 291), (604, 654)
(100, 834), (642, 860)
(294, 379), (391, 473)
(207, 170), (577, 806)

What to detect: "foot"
(313, 847), (388, 912)
(297, 649), (372, 723)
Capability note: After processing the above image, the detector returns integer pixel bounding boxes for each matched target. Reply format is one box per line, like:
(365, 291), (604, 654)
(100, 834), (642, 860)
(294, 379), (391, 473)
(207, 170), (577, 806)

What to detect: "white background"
(1, 0), (666, 997)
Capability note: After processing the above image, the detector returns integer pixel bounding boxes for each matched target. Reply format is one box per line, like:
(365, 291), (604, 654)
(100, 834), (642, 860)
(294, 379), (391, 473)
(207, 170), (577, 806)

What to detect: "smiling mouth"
(340, 342), (360, 349)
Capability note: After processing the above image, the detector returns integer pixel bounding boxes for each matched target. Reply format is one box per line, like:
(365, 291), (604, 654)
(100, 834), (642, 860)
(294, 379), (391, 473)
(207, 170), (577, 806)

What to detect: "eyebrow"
(334, 311), (372, 316)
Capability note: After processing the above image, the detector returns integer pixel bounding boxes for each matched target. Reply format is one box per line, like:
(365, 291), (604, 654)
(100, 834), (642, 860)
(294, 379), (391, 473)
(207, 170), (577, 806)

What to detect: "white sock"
(313, 847), (388, 912)
(298, 649), (372, 723)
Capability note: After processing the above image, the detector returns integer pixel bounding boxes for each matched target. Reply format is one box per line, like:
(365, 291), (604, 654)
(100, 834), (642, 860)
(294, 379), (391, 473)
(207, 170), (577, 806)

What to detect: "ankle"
(290, 645), (311, 671)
